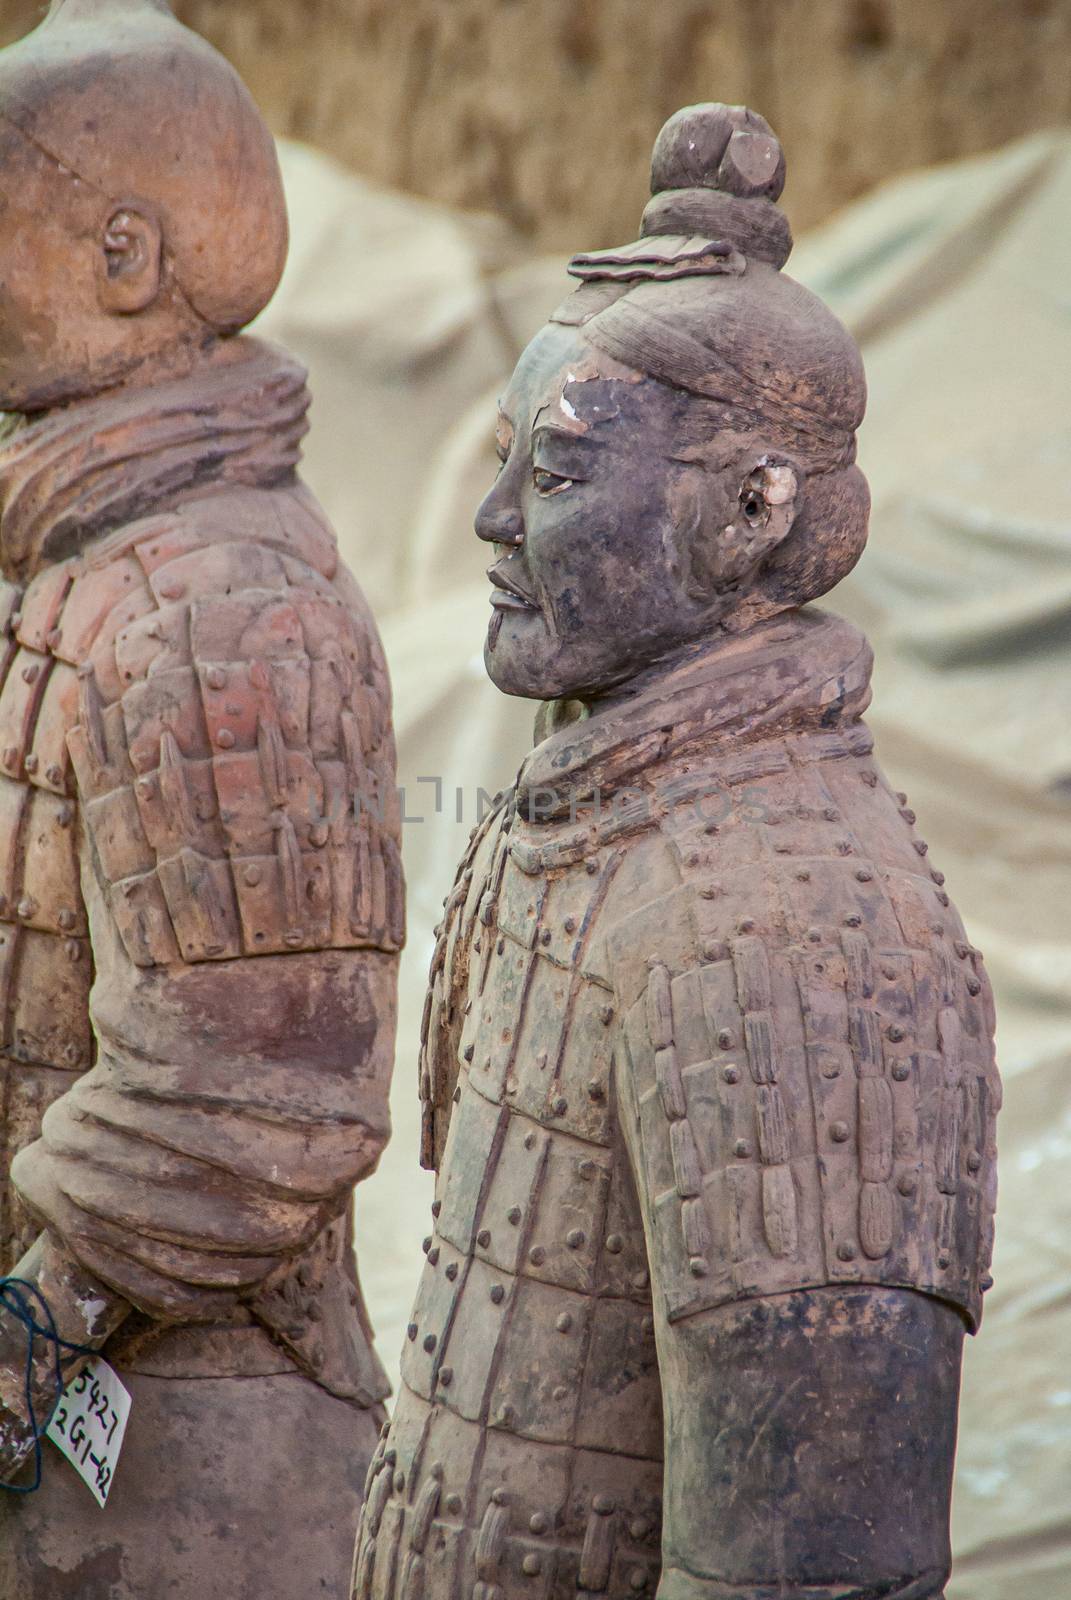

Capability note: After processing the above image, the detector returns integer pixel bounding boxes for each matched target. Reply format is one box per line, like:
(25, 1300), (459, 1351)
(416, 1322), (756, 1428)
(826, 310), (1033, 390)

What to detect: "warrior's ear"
(716, 456), (800, 579)
(95, 205), (163, 314)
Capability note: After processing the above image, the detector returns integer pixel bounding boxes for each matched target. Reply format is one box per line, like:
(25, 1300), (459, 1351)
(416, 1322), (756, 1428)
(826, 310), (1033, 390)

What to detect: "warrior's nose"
(475, 499), (524, 547)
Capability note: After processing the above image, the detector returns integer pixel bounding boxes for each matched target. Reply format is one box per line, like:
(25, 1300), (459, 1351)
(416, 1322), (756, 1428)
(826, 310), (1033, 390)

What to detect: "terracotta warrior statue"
(355, 105), (998, 1600)
(0, 1), (402, 1593)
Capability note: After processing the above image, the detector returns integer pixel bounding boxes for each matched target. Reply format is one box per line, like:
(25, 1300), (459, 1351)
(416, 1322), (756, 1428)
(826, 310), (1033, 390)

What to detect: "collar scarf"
(516, 608), (873, 822)
(0, 337), (309, 583)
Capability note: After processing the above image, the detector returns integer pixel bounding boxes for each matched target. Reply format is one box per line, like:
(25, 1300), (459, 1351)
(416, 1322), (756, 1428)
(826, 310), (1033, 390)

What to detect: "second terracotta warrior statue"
(355, 105), (999, 1600)
(0, 1), (402, 1595)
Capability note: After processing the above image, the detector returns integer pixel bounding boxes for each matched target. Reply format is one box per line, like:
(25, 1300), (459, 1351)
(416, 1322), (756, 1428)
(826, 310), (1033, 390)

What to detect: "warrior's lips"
(488, 562), (539, 611)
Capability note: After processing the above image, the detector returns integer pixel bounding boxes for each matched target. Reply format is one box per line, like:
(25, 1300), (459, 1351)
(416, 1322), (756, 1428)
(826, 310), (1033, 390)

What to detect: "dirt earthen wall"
(2, 0), (1070, 247)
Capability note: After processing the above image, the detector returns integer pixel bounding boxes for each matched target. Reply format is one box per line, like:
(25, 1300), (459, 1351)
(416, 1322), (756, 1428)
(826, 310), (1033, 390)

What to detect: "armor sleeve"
(12, 500), (403, 1320)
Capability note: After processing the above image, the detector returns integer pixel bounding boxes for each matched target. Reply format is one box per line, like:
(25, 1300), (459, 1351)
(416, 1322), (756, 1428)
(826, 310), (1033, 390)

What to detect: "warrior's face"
(476, 320), (800, 703)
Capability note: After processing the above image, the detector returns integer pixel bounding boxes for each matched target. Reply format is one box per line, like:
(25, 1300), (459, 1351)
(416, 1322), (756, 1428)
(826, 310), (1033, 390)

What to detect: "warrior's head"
(477, 104), (869, 703)
(0, 0), (287, 412)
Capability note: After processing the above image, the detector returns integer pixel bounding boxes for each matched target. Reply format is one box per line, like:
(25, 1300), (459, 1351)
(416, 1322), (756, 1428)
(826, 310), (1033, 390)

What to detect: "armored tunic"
(0, 339), (401, 1404)
(357, 609), (998, 1600)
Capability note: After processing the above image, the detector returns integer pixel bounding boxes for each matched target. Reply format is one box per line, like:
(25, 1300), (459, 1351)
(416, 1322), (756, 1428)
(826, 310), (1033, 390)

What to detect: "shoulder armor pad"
(68, 520), (402, 968)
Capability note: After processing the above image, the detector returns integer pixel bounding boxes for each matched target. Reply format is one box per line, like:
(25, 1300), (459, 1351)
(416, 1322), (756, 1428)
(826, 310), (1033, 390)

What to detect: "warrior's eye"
(533, 467), (574, 497)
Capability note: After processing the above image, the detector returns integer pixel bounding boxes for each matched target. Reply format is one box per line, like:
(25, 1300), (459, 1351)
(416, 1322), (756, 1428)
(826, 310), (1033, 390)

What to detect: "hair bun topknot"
(640, 102), (792, 270)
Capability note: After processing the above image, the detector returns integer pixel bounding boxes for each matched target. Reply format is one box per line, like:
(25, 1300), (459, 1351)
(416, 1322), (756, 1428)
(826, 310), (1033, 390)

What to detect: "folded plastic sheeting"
(258, 131), (1071, 1596)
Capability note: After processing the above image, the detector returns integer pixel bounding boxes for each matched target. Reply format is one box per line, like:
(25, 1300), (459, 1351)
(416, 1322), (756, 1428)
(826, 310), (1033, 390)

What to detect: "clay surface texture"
(0, 2), (401, 1594)
(358, 105), (998, 1600)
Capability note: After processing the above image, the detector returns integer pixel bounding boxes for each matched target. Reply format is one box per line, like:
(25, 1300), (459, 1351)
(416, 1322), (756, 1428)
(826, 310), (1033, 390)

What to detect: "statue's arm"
(0, 531), (401, 1475)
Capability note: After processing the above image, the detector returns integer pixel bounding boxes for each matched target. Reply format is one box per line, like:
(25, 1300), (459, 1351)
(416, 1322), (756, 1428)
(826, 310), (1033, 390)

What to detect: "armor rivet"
(564, 917), (576, 934)
(23, 753), (38, 773)
(65, 939), (81, 962)
(159, 580), (184, 601)
(490, 1284), (505, 1303)
(685, 851), (700, 867)
(1, 748), (16, 770)
(734, 1139), (751, 1159)
(524, 1132), (536, 1150)
(530, 1512), (548, 1535)
(891, 1061), (910, 1082)
(407, 1323), (418, 1340)
(384, 1449), (397, 1465)
(587, 1078), (605, 1101)
(723, 1066), (740, 1084)
(507, 1206), (522, 1225)
(17, 897), (36, 920)
(937, 891), (950, 906)
(137, 776), (156, 800)
(309, 821), (329, 848)
(605, 1234), (624, 1254)
(243, 865), (262, 887)
(552, 1383), (568, 1400)
(422, 1334), (436, 1352)
(830, 1121), (850, 1143)
(845, 915), (863, 929)
(599, 1005), (614, 1025)
(578, 1158), (595, 1180)
(806, 927), (822, 943)
(556, 1312), (573, 1333)
(522, 1555), (542, 1577)
(824, 808), (839, 821)
(216, 727), (235, 748)
(528, 1246), (546, 1266)
(699, 886), (716, 899)
(430, 1199), (442, 1217)
(566, 1228), (585, 1249)
(931, 869), (946, 885)
(837, 1242), (856, 1262)
(981, 1272), (994, 1292)
(446, 1493), (462, 1514)
(394, 1471), (405, 1491)
(689, 1256), (707, 1277)
(422, 1236), (432, 1254)
(57, 908), (76, 931)
(914, 839), (929, 855)
(438, 1366), (453, 1386)
(855, 868), (872, 882)
(967, 977), (982, 996)
(898, 1172), (918, 1196)
(538, 929), (550, 946)
(427, 1246), (440, 1266)
(284, 929), (304, 947)
(703, 820), (719, 836)
(477, 1229), (491, 1248)
(64, 1043), (81, 1065)
(886, 1024), (905, 1042)
(967, 1151), (982, 1172)
(21, 663), (39, 685)
(717, 1028), (733, 1049)
(631, 1269), (649, 1291)
(630, 1570), (648, 1591)
(738, 918), (755, 934)
(463, 1044), (474, 1062)
(937, 1250), (951, 1269)
(496, 937), (505, 955)
(701, 944), (720, 961)
(445, 1262), (458, 1281)
(593, 1495), (616, 1515)
(553, 1096), (567, 1116)
(578, 858), (596, 876)
(630, 1519), (649, 1541)
(206, 667), (227, 690)
(795, 869), (810, 881)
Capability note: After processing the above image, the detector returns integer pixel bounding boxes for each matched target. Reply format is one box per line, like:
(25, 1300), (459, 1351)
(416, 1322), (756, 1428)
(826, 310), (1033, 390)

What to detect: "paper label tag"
(46, 1357), (131, 1507)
